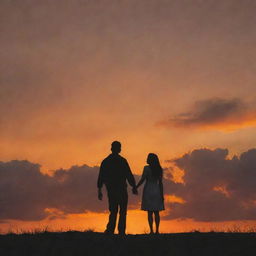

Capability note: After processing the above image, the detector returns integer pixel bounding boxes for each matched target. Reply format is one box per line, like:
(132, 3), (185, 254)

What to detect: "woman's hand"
(132, 186), (138, 195)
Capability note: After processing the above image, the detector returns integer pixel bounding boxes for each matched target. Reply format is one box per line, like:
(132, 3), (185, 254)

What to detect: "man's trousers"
(106, 189), (128, 234)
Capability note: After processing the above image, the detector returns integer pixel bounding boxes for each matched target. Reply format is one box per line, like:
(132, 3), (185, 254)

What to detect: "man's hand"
(98, 188), (103, 200)
(132, 186), (138, 195)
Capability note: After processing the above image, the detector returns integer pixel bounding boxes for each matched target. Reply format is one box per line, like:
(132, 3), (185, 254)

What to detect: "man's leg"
(106, 193), (118, 234)
(118, 191), (128, 235)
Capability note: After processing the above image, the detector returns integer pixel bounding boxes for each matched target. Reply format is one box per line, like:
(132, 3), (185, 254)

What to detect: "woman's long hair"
(147, 153), (163, 179)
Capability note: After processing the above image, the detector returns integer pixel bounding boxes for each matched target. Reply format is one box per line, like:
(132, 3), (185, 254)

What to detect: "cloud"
(0, 160), (143, 221)
(2, 148), (256, 223)
(0, 161), (108, 221)
(159, 98), (256, 131)
(164, 148), (256, 221)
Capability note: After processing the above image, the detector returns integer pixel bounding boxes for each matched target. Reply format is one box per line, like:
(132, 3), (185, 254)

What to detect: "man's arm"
(97, 161), (105, 200)
(124, 159), (137, 194)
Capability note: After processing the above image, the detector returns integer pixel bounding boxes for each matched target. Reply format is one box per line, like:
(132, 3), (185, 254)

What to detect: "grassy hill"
(1, 231), (256, 256)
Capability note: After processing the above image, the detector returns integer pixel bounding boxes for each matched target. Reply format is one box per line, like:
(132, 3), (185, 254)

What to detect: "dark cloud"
(0, 161), (109, 221)
(0, 160), (50, 221)
(164, 148), (256, 221)
(160, 98), (256, 130)
(0, 160), (143, 221)
(2, 148), (256, 222)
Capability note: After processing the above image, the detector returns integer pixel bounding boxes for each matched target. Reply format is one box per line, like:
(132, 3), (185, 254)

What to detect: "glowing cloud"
(2, 148), (256, 223)
(164, 148), (256, 221)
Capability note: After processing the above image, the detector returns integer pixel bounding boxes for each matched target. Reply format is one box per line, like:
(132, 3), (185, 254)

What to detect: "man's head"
(111, 141), (121, 154)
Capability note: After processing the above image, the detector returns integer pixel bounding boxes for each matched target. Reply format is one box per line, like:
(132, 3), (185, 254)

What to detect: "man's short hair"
(111, 141), (121, 149)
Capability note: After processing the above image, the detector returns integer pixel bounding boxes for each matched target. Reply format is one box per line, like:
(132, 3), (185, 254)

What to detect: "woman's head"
(147, 153), (163, 178)
(147, 153), (159, 165)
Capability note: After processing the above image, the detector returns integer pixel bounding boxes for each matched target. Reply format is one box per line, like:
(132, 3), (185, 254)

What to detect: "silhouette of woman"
(136, 153), (165, 234)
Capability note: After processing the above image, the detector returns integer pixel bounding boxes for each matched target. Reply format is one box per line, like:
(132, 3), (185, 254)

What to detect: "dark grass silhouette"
(1, 230), (256, 256)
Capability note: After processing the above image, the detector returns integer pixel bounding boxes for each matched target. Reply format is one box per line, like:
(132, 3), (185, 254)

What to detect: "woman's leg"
(154, 211), (160, 234)
(147, 211), (153, 234)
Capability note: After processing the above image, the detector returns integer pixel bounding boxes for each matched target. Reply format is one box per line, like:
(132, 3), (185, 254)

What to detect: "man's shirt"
(97, 153), (136, 192)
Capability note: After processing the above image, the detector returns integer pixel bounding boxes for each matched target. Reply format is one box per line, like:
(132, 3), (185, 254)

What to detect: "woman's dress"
(141, 165), (165, 211)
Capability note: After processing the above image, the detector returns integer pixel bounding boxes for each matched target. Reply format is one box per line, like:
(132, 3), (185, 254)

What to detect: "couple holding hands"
(97, 141), (165, 235)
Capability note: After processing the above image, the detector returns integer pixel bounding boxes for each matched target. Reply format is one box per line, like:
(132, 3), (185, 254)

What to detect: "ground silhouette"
(1, 231), (256, 256)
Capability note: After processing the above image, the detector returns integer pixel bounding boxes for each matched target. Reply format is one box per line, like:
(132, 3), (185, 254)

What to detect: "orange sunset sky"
(1, 0), (256, 234)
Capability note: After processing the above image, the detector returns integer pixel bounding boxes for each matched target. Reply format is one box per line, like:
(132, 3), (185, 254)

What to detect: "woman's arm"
(136, 167), (147, 189)
(136, 176), (146, 189)
(159, 177), (164, 201)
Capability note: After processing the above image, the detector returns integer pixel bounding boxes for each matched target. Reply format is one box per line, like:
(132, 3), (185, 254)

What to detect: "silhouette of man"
(97, 141), (137, 235)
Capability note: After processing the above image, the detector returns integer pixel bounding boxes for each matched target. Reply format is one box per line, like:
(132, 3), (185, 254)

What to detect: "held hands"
(132, 186), (138, 195)
(98, 188), (103, 200)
